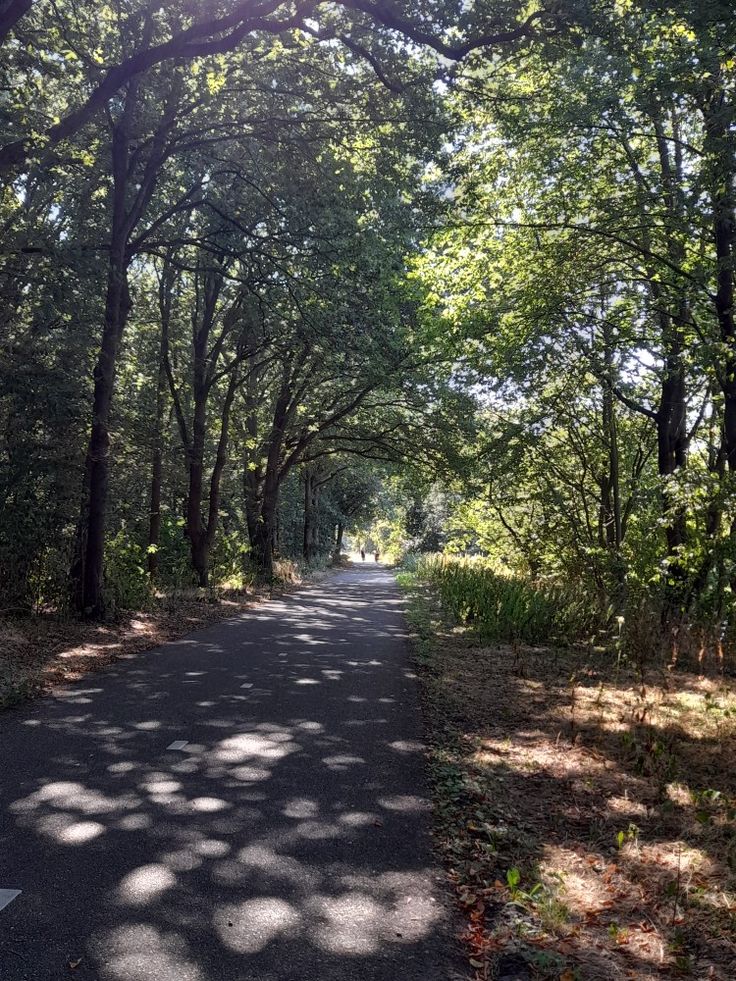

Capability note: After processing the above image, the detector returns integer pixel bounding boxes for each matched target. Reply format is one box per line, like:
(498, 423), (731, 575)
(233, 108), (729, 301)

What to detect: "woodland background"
(3, 3), (736, 976)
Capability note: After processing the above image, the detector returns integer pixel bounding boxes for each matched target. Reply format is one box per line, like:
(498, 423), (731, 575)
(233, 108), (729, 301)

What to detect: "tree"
(0, 0), (559, 175)
(412, 0), (736, 615)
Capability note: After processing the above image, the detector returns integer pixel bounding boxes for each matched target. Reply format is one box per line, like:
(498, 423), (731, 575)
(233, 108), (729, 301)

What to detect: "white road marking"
(0, 889), (21, 912)
(240, 683), (254, 689)
(166, 740), (189, 751)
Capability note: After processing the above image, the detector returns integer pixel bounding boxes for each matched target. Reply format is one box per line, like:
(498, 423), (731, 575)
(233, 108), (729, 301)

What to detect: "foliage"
(408, 0), (736, 636)
(104, 531), (154, 612)
(414, 553), (600, 645)
(0, 0), (457, 607)
(0, 0), (735, 639)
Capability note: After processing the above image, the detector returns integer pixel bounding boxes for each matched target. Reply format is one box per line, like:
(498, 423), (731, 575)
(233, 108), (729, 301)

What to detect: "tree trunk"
(656, 338), (688, 558)
(333, 521), (344, 563)
(253, 480), (278, 578)
(244, 468), (261, 547)
(72, 208), (131, 616)
(176, 266), (236, 590)
(203, 372), (239, 571)
(623, 105), (692, 608)
(646, 118), (690, 566)
(695, 78), (736, 604)
(696, 78), (736, 468)
(243, 401), (262, 549)
(147, 296), (169, 578)
(247, 373), (293, 576)
(599, 322), (623, 551)
(689, 405), (727, 604)
(303, 470), (317, 562)
(147, 410), (164, 579)
(598, 323), (626, 605)
(71, 75), (167, 616)
(186, 388), (208, 586)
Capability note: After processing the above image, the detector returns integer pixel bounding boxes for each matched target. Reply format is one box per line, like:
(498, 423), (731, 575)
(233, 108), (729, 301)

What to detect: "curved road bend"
(0, 563), (458, 980)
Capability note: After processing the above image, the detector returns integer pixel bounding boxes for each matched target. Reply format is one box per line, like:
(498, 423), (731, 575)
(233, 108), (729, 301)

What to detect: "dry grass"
(407, 584), (736, 980)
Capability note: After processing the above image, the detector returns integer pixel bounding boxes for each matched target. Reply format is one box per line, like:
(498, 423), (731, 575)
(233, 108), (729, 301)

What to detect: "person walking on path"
(360, 547), (366, 561)
(374, 550), (380, 562)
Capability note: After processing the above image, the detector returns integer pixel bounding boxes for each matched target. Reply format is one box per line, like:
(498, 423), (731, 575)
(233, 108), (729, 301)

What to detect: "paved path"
(0, 565), (456, 980)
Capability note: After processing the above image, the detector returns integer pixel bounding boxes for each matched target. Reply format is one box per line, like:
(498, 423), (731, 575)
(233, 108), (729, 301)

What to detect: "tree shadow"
(0, 568), (460, 980)
(424, 630), (736, 979)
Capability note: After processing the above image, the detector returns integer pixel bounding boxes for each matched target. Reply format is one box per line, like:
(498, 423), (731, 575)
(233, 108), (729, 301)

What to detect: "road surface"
(0, 564), (457, 980)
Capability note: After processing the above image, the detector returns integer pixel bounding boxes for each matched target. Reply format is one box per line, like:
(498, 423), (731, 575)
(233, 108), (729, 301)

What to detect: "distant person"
(360, 548), (365, 561)
(374, 550), (380, 562)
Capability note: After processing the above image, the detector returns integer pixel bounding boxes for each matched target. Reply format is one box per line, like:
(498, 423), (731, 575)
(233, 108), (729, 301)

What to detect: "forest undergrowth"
(399, 571), (736, 981)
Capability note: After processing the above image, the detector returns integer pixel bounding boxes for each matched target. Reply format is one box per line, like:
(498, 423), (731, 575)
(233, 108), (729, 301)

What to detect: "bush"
(415, 553), (598, 645)
(211, 527), (252, 591)
(155, 516), (196, 592)
(104, 529), (154, 612)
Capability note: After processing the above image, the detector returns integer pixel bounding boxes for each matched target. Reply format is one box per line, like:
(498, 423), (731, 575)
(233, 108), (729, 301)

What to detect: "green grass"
(411, 553), (597, 645)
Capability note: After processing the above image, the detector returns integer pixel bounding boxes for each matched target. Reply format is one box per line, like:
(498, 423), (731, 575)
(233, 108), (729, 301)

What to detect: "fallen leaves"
(408, 583), (736, 981)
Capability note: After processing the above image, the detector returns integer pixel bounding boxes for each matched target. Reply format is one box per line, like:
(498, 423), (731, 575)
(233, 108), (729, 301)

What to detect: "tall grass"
(414, 554), (596, 645)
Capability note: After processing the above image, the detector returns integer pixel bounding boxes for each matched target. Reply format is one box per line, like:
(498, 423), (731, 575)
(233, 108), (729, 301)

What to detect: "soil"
(405, 582), (736, 981)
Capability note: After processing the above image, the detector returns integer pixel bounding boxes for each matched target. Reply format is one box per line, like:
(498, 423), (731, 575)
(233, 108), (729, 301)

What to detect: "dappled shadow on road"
(0, 568), (450, 981)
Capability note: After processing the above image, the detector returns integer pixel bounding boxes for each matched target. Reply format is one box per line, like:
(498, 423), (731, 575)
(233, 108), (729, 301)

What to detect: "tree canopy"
(1, 0), (735, 633)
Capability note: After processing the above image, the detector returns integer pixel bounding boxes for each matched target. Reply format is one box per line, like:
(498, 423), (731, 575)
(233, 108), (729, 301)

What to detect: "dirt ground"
(405, 583), (736, 981)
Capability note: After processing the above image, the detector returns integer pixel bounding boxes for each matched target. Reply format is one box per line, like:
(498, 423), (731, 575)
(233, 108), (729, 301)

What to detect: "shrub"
(104, 529), (154, 612)
(415, 554), (597, 645)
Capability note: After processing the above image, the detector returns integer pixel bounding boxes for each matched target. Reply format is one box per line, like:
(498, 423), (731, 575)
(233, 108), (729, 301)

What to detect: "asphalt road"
(0, 564), (458, 980)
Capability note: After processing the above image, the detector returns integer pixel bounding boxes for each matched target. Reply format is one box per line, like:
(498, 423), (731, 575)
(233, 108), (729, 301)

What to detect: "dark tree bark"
(607, 103), (693, 602)
(148, 262), (176, 578)
(165, 265), (245, 587)
(243, 362), (264, 551)
(650, 107), (691, 567)
(186, 364), (210, 587)
(302, 468), (320, 562)
(655, 307), (689, 560)
(0, 0), (32, 42)
(72, 71), (179, 616)
(244, 465), (262, 552)
(72, 117), (134, 617)
(241, 346), (376, 576)
(251, 472), (279, 577)
(249, 377), (293, 577)
(333, 521), (344, 562)
(701, 82), (736, 469)
(597, 319), (623, 552)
